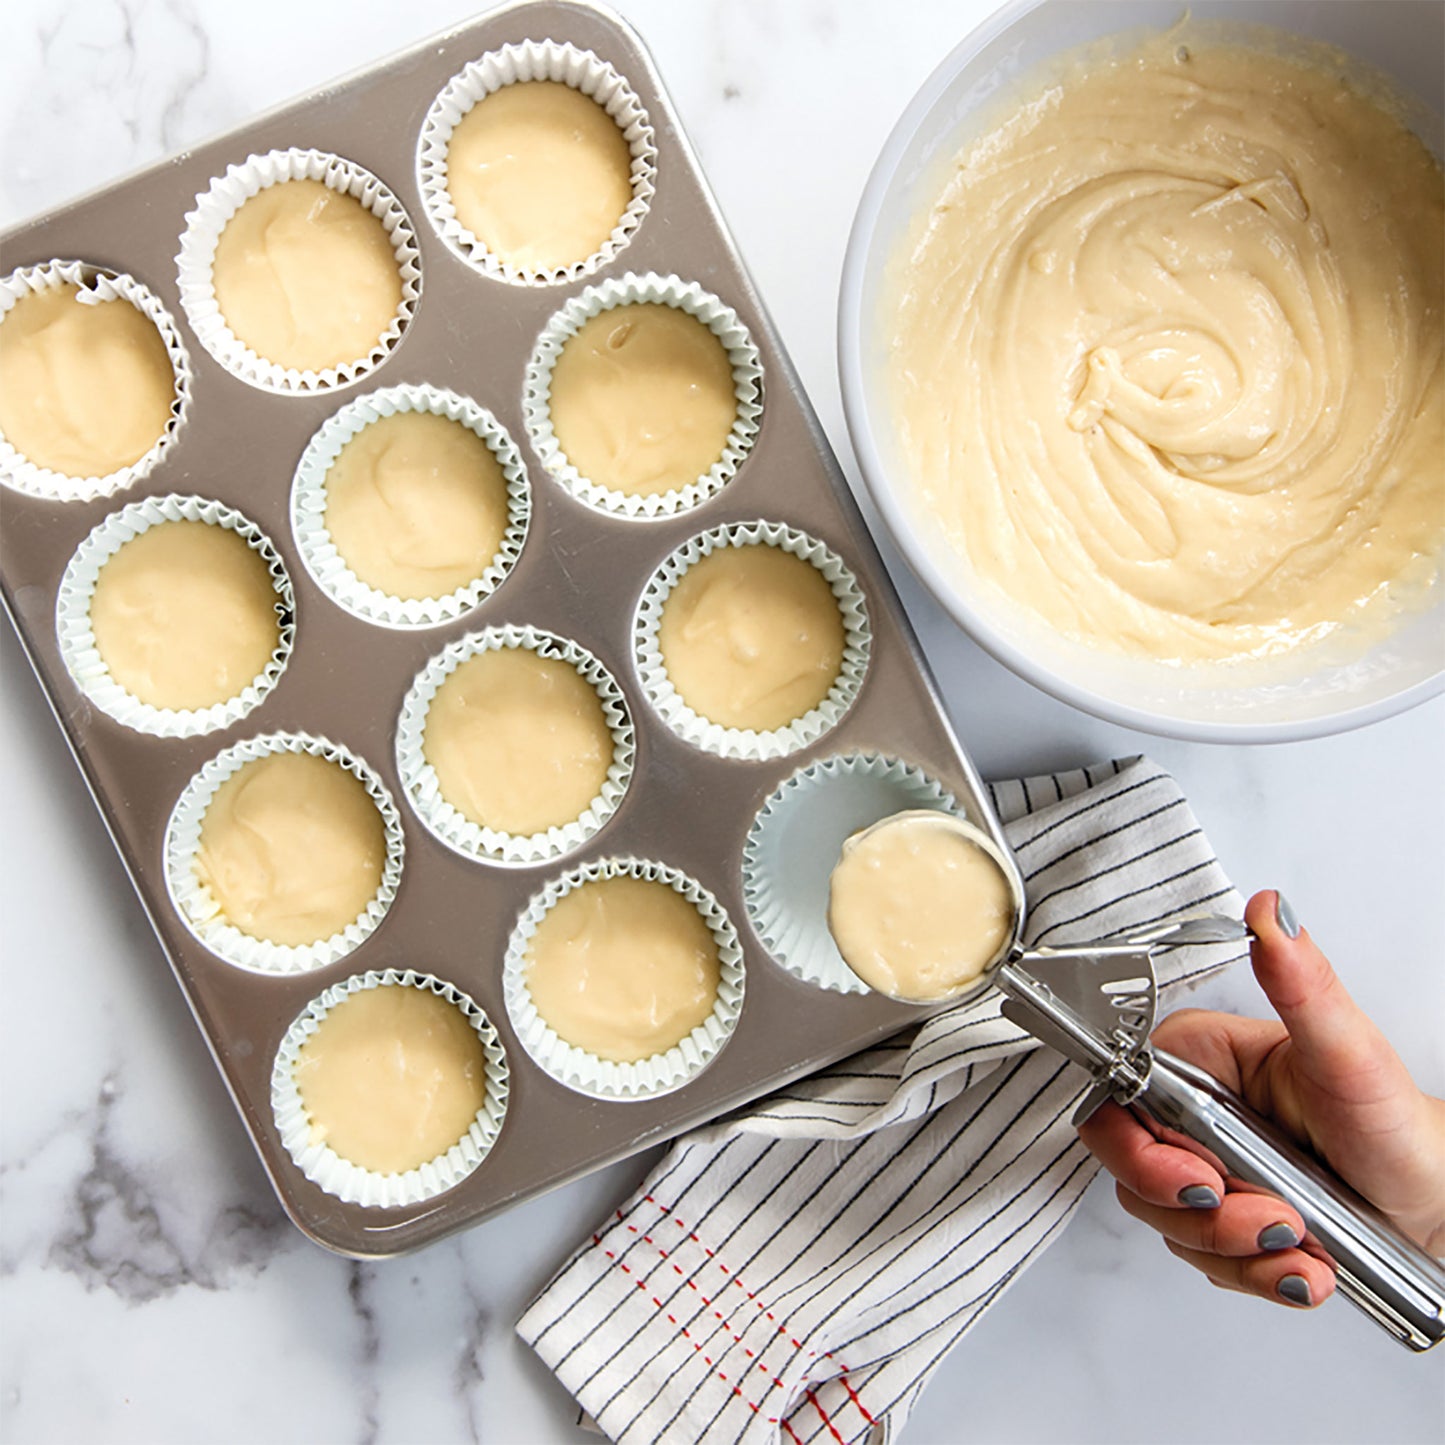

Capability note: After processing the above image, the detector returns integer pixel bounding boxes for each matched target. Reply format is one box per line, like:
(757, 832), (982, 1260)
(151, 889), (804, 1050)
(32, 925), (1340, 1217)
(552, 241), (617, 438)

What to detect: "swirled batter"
(525, 876), (720, 1063)
(0, 284), (175, 478)
(887, 34), (1445, 662)
(657, 544), (845, 730)
(293, 985), (486, 1174)
(324, 410), (510, 600)
(194, 750), (386, 947)
(549, 304), (737, 496)
(212, 178), (402, 373)
(422, 646), (614, 836)
(89, 520), (280, 711)
(447, 81), (634, 271)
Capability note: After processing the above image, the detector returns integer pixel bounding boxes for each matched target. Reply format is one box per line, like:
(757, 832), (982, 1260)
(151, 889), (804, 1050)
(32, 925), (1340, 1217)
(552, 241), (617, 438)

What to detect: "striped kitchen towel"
(519, 756), (1247, 1445)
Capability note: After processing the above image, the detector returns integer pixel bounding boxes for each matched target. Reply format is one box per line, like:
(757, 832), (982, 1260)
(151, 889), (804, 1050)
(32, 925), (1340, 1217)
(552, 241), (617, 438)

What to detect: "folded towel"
(519, 757), (1247, 1445)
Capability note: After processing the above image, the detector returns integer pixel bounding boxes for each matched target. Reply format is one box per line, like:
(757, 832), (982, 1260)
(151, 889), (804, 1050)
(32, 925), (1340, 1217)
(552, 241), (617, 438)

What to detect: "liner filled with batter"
(272, 969), (509, 1208)
(55, 493), (294, 738)
(418, 38), (657, 285)
(502, 856), (745, 1100)
(395, 624), (636, 866)
(164, 731), (405, 974)
(0, 261), (191, 502)
(291, 382), (531, 629)
(633, 519), (870, 759)
(177, 147), (421, 394)
(524, 271), (763, 519)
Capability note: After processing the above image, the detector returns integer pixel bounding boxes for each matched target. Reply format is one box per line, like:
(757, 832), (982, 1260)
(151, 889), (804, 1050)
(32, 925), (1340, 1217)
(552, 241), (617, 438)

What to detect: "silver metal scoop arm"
(1138, 1050), (1445, 1352)
(996, 919), (1445, 1353)
(830, 812), (1445, 1353)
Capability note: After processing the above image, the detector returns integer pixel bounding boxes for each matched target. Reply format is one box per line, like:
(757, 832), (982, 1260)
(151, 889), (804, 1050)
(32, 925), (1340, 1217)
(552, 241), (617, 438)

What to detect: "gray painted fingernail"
(1278, 1274), (1312, 1306)
(1258, 1222), (1299, 1251)
(1275, 892), (1301, 939)
(1179, 1185), (1221, 1209)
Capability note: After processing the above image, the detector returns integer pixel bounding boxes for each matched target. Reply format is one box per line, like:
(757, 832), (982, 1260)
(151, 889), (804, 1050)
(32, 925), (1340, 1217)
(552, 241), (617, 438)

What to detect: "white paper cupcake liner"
(503, 857), (745, 1101)
(417, 39), (657, 286)
(634, 520), (871, 760)
(290, 382), (532, 629)
(164, 731), (405, 974)
(1, 261), (192, 503)
(272, 968), (509, 1209)
(395, 625), (635, 866)
(55, 493), (295, 738)
(176, 148), (421, 395)
(742, 753), (961, 994)
(523, 272), (764, 519)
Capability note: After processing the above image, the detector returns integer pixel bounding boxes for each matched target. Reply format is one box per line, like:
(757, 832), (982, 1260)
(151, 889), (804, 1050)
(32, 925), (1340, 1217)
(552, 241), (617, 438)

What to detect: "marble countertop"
(2, 2), (1441, 1441)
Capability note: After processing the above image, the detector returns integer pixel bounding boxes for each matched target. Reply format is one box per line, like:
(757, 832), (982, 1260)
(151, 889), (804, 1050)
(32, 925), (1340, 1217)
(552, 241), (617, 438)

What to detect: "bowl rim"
(837, 0), (1445, 744)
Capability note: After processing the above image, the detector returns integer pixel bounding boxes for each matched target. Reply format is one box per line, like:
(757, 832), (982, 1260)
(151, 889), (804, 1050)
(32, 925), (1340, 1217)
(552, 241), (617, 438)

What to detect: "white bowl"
(839, 0), (1445, 743)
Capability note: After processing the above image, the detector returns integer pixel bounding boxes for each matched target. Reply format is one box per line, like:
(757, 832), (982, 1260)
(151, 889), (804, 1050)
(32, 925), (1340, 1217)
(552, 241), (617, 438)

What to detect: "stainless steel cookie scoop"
(827, 811), (1445, 1352)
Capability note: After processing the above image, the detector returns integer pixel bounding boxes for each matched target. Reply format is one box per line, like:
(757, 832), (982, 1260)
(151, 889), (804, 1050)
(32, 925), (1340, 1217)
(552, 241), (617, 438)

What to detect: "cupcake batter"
(447, 80), (633, 271)
(88, 519), (280, 711)
(293, 985), (487, 1175)
(194, 750), (386, 947)
(658, 543), (845, 730)
(887, 34), (1445, 662)
(549, 303), (736, 496)
(423, 645), (613, 836)
(211, 177), (402, 373)
(324, 410), (510, 600)
(526, 875), (720, 1063)
(0, 283), (174, 478)
(829, 813), (1017, 1003)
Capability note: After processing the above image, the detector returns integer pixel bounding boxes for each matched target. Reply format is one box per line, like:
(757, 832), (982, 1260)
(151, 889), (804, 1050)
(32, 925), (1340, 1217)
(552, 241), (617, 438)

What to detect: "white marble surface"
(1, 1), (1442, 1441)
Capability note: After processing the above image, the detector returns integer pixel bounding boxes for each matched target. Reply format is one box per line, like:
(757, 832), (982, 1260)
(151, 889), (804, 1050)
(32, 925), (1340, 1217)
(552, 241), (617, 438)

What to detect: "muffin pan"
(0, 0), (1006, 1257)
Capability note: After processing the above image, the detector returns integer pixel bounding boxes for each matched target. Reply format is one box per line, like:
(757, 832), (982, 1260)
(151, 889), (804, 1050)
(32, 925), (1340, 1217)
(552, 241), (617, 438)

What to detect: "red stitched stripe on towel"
(623, 1199), (872, 1441)
(613, 1224), (795, 1397)
(834, 1372), (876, 1426)
(805, 1387), (847, 1444)
(594, 1236), (770, 1419)
(637, 1197), (820, 1355)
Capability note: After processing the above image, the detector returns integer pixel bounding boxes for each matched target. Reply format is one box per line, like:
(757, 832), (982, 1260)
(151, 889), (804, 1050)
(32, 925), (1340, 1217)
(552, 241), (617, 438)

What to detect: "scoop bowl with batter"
(828, 810), (1021, 1004)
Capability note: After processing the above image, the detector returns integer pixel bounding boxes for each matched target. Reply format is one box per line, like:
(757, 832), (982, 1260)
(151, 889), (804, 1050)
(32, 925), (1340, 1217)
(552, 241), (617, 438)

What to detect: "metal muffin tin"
(0, 0), (1004, 1257)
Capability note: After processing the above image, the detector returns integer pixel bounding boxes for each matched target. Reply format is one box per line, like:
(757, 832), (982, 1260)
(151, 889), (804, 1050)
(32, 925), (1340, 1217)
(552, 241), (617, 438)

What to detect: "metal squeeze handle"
(1138, 1049), (1445, 1351)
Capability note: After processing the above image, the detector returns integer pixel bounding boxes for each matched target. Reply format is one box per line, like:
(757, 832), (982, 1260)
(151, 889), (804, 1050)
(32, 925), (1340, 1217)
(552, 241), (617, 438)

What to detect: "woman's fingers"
(1244, 889), (1399, 1096)
(1115, 1182), (1306, 1258)
(1162, 1237), (1337, 1308)
(1150, 1007), (1287, 1100)
(1077, 1100), (1226, 1208)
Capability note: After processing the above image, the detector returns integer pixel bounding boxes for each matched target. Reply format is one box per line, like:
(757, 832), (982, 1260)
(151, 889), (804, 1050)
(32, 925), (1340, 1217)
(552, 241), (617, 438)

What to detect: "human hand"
(1077, 890), (1445, 1309)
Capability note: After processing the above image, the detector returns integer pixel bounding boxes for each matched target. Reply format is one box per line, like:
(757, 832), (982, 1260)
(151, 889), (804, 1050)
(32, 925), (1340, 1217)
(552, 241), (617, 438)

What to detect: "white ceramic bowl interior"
(839, 0), (1445, 742)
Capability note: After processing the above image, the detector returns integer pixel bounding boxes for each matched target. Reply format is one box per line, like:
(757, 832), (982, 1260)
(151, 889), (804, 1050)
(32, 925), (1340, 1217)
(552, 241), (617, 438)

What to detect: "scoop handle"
(1137, 1049), (1445, 1351)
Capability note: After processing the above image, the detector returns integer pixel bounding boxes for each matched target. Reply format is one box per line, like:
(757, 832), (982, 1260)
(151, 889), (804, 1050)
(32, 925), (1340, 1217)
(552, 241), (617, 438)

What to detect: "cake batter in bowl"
(839, 0), (1445, 741)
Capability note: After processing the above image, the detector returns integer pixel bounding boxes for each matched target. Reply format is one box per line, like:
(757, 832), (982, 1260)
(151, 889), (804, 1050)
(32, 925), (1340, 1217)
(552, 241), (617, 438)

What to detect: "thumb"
(1243, 890), (1396, 1093)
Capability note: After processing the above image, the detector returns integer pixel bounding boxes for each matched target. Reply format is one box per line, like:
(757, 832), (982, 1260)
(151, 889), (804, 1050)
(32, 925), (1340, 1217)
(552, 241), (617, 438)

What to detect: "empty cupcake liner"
(523, 272), (764, 519)
(290, 382), (532, 629)
(634, 520), (871, 760)
(417, 38), (657, 286)
(272, 968), (509, 1209)
(503, 856), (745, 1101)
(164, 731), (405, 974)
(743, 753), (961, 994)
(395, 624), (635, 866)
(55, 493), (295, 738)
(1, 260), (192, 503)
(176, 147), (422, 395)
